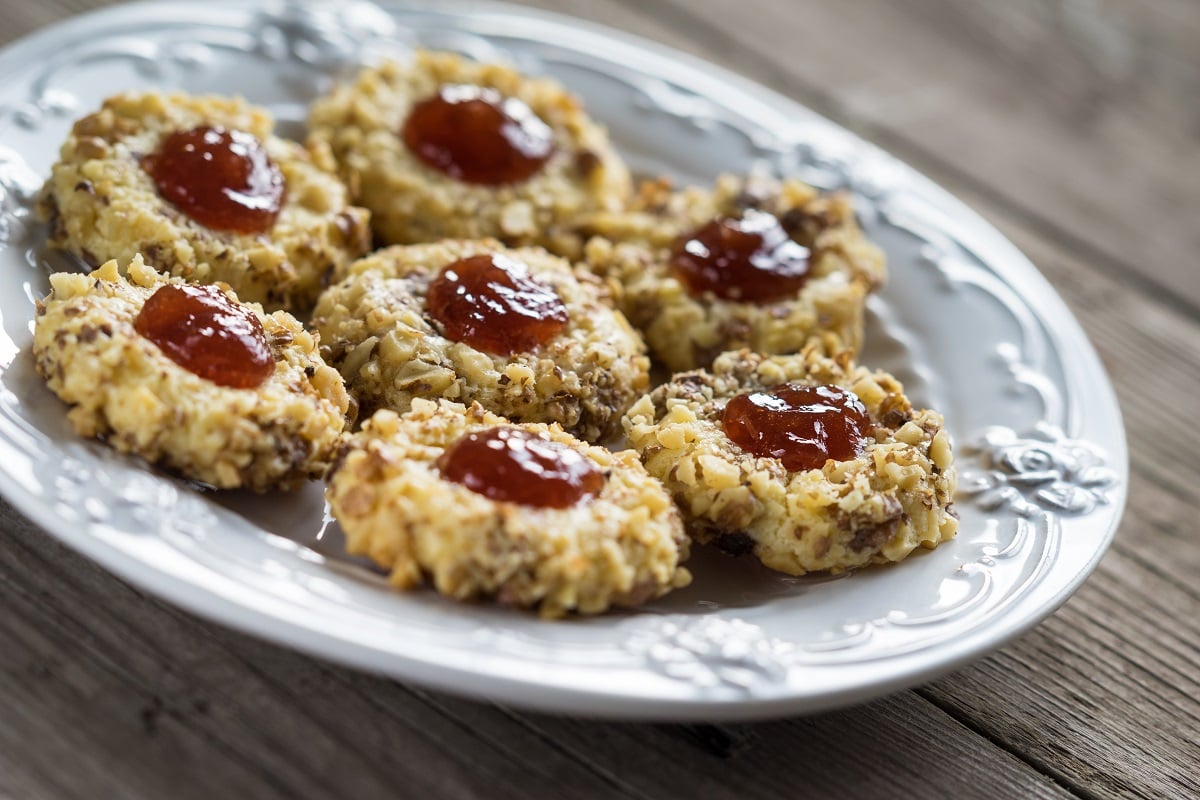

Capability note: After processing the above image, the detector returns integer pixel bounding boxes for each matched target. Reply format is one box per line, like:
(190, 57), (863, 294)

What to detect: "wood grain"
(1, 510), (1074, 800)
(924, 551), (1200, 800)
(529, 0), (1200, 312)
(2, 1), (1198, 799)
(1, 514), (641, 800)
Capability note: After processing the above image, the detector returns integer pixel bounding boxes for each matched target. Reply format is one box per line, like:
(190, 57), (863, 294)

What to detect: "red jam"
(142, 126), (285, 234)
(721, 383), (870, 471)
(425, 253), (569, 354)
(438, 427), (604, 508)
(401, 84), (555, 185)
(135, 284), (274, 389)
(670, 209), (811, 302)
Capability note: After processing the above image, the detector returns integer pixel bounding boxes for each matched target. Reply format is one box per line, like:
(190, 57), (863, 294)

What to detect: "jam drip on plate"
(426, 253), (569, 355)
(135, 284), (274, 389)
(143, 125), (285, 234)
(722, 383), (870, 471)
(671, 209), (811, 302)
(402, 84), (555, 185)
(438, 426), (604, 508)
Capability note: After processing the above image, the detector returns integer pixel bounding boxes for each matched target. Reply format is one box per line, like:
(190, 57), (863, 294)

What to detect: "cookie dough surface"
(33, 257), (351, 491)
(39, 92), (371, 311)
(583, 174), (886, 372)
(327, 400), (691, 617)
(623, 348), (957, 575)
(311, 239), (650, 443)
(307, 51), (630, 253)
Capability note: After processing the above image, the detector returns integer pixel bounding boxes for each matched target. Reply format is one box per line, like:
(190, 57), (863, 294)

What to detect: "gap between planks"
(2, 515), (1073, 800)
(524, 0), (1200, 315)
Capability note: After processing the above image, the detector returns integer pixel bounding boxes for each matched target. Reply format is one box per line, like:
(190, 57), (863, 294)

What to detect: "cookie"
(33, 256), (351, 491)
(310, 239), (649, 443)
(327, 400), (691, 617)
(623, 347), (957, 575)
(39, 92), (371, 311)
(307, 51), (630, 254)
(583, 174), (886, 371)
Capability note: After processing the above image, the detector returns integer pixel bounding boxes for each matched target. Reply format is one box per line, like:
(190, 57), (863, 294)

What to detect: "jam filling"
(402, 84), (555, 185)
(438, 426), (604, 508)
(670, 209), (811, 302)
(143, 125), (285, 234)
(721, 383), (870, 471)
(135, 284), (274, 389)
(425, 253), (569, 355)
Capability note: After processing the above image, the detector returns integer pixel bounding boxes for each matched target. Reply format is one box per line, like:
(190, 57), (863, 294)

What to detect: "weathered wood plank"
(516, 0), (1200, 313)
(480, 698), (1074, 800)
(517, 0), (1200, 583)
(1, 512), (653, 800)
(513, 0), (1200, 575)
(9, 0), (1198, 314)
(459, 6), (1200, 799)
(874, 159), (1200, 800)
(923, 550), (1200, 800)
(11, 0), (1200, 314)
(2, 2), (1198, 800)
(1, 511), (1076, 800)
(906, 0), (1200, 144)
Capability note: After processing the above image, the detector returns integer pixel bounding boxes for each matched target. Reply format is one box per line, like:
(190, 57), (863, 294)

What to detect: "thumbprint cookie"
(307, 51), (630, 255)
(327, 400), (691, 617)
(583, 174), (886, 371)
(33, 256), (350, 491)
(310, 239), (649, 443)
(623, 347), (957, 575)
(39, 92), (371, 311)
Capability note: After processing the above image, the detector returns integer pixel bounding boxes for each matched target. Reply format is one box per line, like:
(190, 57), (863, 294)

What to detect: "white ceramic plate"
(0, 0), (1127, 720)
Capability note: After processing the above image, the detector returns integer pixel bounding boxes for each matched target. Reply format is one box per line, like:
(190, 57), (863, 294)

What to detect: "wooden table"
(3, 2), (1197, 798)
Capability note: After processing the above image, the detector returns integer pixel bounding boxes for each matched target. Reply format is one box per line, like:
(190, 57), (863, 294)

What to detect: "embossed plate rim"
(0, 0), (1127, 720)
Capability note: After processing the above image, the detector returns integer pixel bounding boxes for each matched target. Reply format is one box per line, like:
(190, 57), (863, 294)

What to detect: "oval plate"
(0, 0), (1127, 720)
